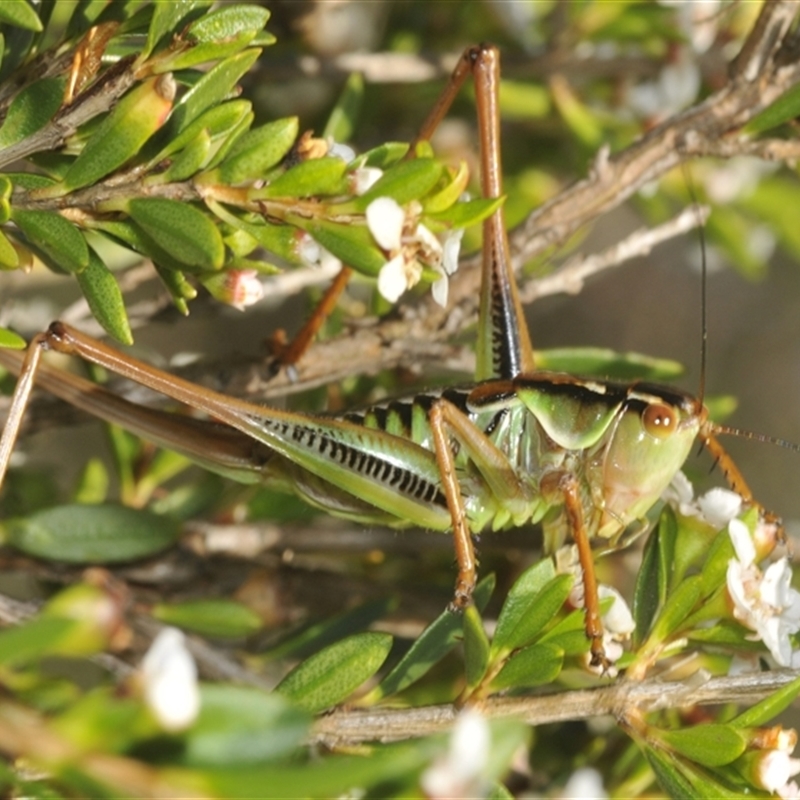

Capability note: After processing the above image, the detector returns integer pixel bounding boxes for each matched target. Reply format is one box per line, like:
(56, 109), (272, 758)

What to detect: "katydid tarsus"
(0, 45), (780, 668)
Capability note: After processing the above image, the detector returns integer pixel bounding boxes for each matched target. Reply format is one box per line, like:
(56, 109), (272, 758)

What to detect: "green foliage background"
(0, 2), (800, 798)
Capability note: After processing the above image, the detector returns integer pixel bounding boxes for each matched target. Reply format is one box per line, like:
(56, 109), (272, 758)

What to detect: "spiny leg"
(428, 395), (535, 610)
(542, 470), (608, 669)
(702, 428), (785, 542)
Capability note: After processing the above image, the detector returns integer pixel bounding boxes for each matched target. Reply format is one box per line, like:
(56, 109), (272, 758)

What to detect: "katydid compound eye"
(642, 403), (677, 439)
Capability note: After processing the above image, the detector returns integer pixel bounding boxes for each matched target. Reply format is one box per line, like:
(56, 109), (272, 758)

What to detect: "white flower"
(226, 269), (264, 310)
(561, 767), (608, 799)
(757, 750), (800, 794)
(141, 627), (200, 732)
(663, 474), (742, 529)
(366, 197), (404, 251)
(421, 709), (490, 799)
(365, 196), (463, 307)
(350, 166), (383, 195)
(727, 521), (800, 667)
(327, 139), (356, 164)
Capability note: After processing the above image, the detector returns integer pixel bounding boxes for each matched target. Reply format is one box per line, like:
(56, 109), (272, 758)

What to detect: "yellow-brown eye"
(642, 403), (677, 439)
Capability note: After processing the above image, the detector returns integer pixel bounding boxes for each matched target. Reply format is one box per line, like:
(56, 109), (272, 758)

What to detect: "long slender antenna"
(709, 422), (800, 453)
(682, 165), (708, 406)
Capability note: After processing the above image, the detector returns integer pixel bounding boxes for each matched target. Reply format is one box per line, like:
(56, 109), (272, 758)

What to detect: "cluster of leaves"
(0, 499), (797, 797)
(0, 0), (485, 350)
(3, 1), (800, 798)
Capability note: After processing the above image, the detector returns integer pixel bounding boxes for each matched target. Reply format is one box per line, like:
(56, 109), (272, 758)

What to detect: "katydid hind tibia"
(0, 45), (779, 669)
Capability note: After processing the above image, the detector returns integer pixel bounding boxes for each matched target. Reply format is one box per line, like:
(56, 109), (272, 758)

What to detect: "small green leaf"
(169, 49), (261, 132)
(428, 196), (504, 229)
(216, 116), (299, 185)
(0, 327), (25, 349)
(158, 128), (211, 181)
(76, 250), (133, 344)
(187, 5), (269, 44)
(265, 598), (395, 662)
(368, 574), (495, 701)
(745, 83), (800, 135)
(300, 219), (385, 275)
(490, 559), (558, 658)
(0, 230), (18, 269)
(657, 724), (747, 768)
(732, 673), (800, 728)
(153, 599), (262, 638)
(360, 141), (409, 169)
(323, 71), (364, 143)
(12, 208), (89, 273)
(127, 197), (225, 271)
(61, 75), (175, 192)
(644, 748), (706, 800)
(493, 574), (573, 655)
(491, 642), (564, 690)
(3, 503), (181, 563)
(276, 632), (392, 714)
(0, 0), (43, 31)
(648, 574), (703, 643)
(0, 616), (77, 666)
(0, 77), (65, 149)
(463, 604), (490, 689)
(145, 0), (212, 58)
(257, 157), (347, 198)
(353, 158), (443, 211)
(182, 685), (309, 767)
(535, 347), (684, 381)
(634, 508), (675, 644)
(154, 263), (194, 314)
(423, 161), (470, 214)
(207, 201), (301, 264)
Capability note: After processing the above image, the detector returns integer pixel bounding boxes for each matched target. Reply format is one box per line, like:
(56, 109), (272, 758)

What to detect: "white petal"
(297, 233), (321, 266)
(561, 767), (608, 799)
(728, 518), (756, 567)
(142, 628), (200, 731)
(697, 488), (742, 528)
(431, 272), (448, 307)
(760, 750), (796, 793)
(599, 585), (635, 636)
(760, 614), (792, 667)
(761, 559), (794, 609)
(377, 255), (408, 303)
(663, 471), (694, 507)
(727, 559), (756, 627)
(328, 140), (355, 163)
(415, 223), (443, 261)
(366, 197), (404, 251)
(442, 228), (464, 275)
(352, 166), (383, 195)
(449, 709), (490, 778)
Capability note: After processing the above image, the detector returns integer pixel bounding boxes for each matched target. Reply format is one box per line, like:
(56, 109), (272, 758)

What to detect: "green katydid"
(0, 44), (775, 668)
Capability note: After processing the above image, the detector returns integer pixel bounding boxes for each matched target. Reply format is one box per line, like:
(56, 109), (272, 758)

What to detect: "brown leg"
(428, 396), (535, 610)
(268, 265), (353, 377)
(558, 472), (608, 669)
(429, 400), (477, 610)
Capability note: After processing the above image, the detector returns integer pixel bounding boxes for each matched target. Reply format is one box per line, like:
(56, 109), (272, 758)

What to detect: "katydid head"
(513, 375), (706, 541)
(594, 383), (706, 539)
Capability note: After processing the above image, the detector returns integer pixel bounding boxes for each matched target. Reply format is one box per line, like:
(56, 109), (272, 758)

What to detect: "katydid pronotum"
(0, 44), (779, 668)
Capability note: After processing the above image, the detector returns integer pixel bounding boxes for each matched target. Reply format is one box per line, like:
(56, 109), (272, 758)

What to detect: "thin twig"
(311, 670), (800, 746)
(519, 205), (711, 304)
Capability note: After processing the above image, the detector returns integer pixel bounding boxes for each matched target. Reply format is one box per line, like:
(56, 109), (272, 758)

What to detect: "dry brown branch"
(172, 1), (800, 400)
